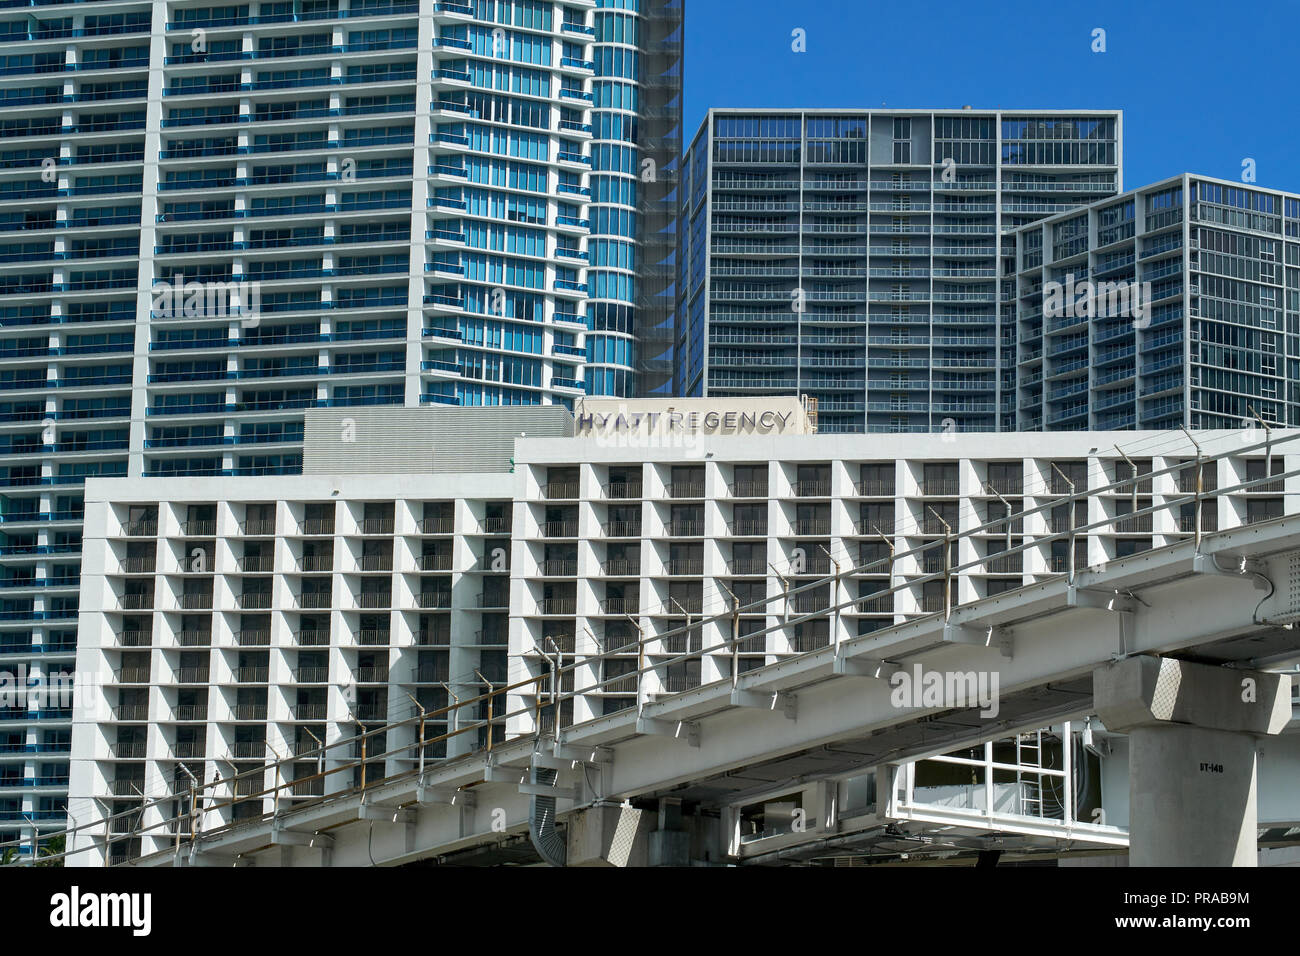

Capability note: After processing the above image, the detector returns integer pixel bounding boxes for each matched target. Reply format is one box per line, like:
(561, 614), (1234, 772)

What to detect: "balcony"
(667, 482), (704, 499)
(414, 662), (450, 683)
(985, 554), (1023, 574)
(855, 480), (895, 497)
(176, 630), (211, 647)
(601, 558), (640, 576)
(537, 598), (576, 615)
(857, 595), (893, 614)
(542, 481), (580, 500)
(1114, 514), (1153, 533)
(603, 520), (641, 538)
(919, 479), (960, 496)
(297, 555), (333, 572)
(729, 480), (768, 498)
(1244, 472), (1284, 494)
(792, 519), (830, 536)
(418, 591), (451, 609)
(290, 779), (324, 797)
(661, 673), (700, 694)
(794, 480), (831, 497)
(789, 596), (827, 615)
(599, 597), (639, 615)
(605, 482), (642, 499)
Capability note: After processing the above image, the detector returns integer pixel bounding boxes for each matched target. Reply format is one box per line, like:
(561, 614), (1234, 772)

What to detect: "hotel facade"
(62, 404), (1297, 863)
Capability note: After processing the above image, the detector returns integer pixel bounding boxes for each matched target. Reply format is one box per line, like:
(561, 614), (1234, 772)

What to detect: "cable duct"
(528, 765), (566, 867)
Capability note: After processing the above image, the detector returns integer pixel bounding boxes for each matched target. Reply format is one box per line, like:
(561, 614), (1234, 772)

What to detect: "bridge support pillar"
(565, 803), (651, 867)
(648, 798), (689, 867)
(1094, 656), (1292, 867)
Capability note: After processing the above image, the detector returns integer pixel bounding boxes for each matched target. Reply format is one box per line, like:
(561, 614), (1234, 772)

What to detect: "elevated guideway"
(98, 513), (1300, 866)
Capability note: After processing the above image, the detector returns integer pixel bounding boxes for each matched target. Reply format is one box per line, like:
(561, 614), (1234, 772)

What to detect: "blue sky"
(683, 0), (1300, 193)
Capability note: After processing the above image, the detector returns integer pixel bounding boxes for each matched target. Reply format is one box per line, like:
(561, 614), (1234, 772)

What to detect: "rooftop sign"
(575, 398), (815, 448)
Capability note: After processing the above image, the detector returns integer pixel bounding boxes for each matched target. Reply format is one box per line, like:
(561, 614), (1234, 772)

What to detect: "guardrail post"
(404, 693), (426, 780)
(1052, 464), (1077, 584)
(475, 669), (493, 753)
(926, 506), (952, 618)
(1182, 427), (1205, 551)
(730, 597), (740, 688)
(358, 721), (367, 791)
(266, 741), (284, 819)
(820, 545), (841, 652)
(546, 636), (562, 743)
(628, 614), (645, 709)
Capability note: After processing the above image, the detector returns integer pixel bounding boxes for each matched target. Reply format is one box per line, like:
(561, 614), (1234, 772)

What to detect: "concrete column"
(1094, 655), (1292, 867)
(565, 803), (650, 867)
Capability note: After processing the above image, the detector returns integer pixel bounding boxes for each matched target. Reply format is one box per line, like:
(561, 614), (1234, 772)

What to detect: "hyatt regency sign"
(577, 407), (798, 435)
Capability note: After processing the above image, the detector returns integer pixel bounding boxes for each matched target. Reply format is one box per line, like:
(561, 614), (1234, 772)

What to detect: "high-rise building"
(0, 0), (681, 854)
(1012, 173), (1300, 431)
(584, 0), (681, 398)
(675, 108), (1124, 433)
